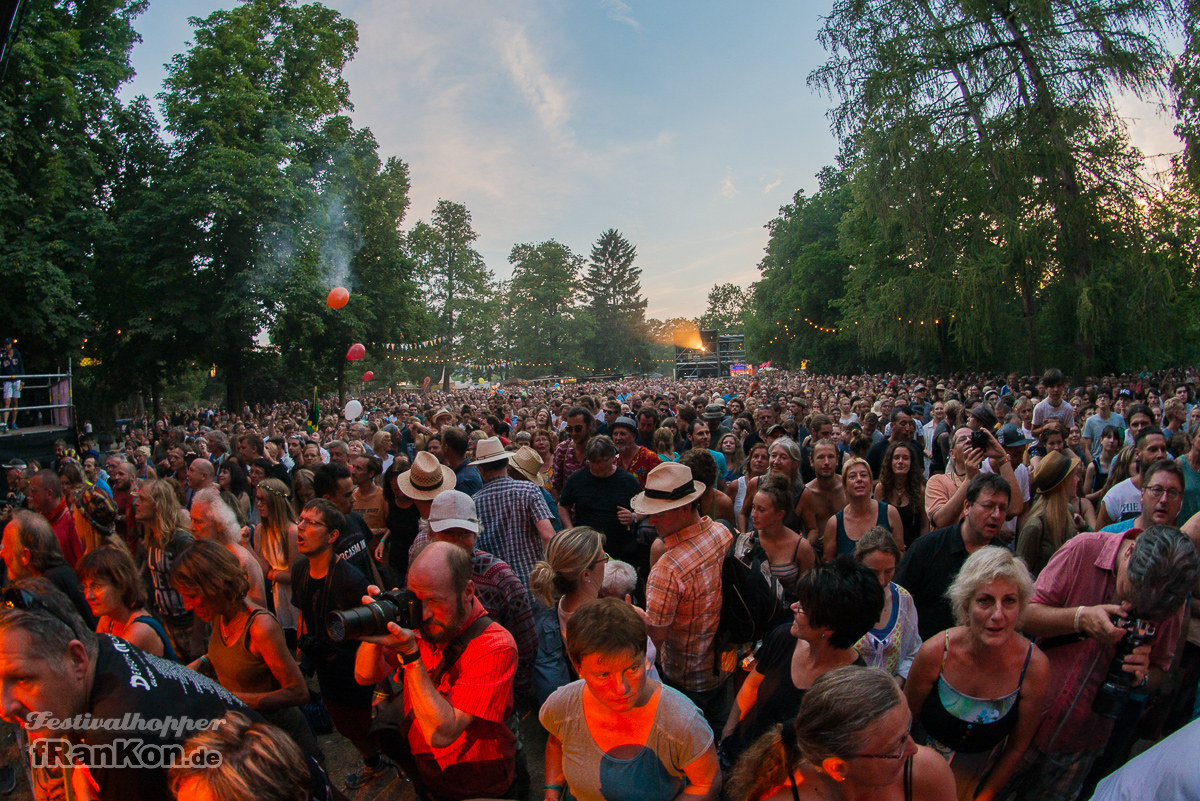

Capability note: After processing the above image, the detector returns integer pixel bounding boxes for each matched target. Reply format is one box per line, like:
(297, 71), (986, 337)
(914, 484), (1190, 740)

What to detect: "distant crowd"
(3, 366), (1200, 801)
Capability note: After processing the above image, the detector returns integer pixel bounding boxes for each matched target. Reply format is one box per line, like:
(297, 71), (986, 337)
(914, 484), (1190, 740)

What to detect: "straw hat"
(431, 408), (453, 425)
(509, 446), (545, 487)
(470, 437), (512, 466)
(630, 462), (705, 515)
(396, 451), (456, 500)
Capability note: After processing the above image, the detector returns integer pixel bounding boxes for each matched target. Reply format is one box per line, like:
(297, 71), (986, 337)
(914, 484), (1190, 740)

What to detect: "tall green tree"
(506, 240), (583, 376)
(697, 283), (748, 333)
(811, 0), (1173, 371)
(160, 0), (358, 410)
(581, 229), (649, 374)
(0, 0), (147, 367)
(407, 199), (494, 390)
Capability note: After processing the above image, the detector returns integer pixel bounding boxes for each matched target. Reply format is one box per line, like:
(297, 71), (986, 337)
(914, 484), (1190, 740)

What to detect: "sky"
(121, 1), (1182, 321)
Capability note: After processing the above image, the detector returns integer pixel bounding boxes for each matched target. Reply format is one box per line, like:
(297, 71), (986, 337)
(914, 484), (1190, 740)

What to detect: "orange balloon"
(362, 371), (374, 381)
(346, 343), (366, 361)
(327, 286), (349, 309)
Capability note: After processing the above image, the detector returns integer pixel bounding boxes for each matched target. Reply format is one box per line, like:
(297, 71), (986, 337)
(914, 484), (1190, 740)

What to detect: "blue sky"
(122, 1), (1180, 320)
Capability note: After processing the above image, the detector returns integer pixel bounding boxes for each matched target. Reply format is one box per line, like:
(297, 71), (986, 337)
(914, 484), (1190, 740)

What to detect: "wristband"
(399, 649), (421, 667)
(1073, 605), (1084, 633)
(544, 785), (565, 793)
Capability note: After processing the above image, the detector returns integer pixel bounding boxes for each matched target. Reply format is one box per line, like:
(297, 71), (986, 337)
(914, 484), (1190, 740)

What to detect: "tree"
(1175, 0), (1200, 187)
(0, 0), (148, 367)
(581, 229), (649, 374)
(407, 199), (494, 390)
(506, 240), (583, 376)
(811, 0), (1174, 371)
(697, 283), (748, 332)
(160, 0), (358, 410)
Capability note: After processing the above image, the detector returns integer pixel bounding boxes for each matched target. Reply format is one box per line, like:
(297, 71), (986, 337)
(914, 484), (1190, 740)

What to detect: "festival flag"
(306, 386), (319, 433)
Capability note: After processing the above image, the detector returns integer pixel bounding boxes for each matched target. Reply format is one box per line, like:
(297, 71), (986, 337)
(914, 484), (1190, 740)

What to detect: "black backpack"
(716, 533), (785, 652)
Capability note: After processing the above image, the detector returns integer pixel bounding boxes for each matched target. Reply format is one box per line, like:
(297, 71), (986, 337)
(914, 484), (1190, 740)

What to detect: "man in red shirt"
(355, 541), (518, 800)
(25, 470), (82, 568)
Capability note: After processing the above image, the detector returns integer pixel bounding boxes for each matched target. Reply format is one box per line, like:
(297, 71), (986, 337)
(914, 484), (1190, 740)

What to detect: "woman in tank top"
(725, 666), (956, 801)
(904, 548), (1049, 801)
(736, 473), (815, 603)
(171, 540), (318, 758)
(823, 457), (903, 562)
(79, 546), (175, 660)
(251, 478), (300, 644)
(727, 441), (770, 527)
(873, 440), (929, 548)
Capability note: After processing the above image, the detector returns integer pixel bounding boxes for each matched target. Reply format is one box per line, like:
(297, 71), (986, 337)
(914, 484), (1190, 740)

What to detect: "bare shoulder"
(911, 745), (956, 800)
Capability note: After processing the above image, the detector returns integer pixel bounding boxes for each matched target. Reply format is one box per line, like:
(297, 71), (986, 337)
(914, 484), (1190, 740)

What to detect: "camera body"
(1092, 615), (1157, 719)
(970, 429), (991, 452)
(326, 589), (423, 643)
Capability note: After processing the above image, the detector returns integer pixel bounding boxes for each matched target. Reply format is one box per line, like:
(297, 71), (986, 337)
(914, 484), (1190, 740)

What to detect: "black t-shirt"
(867, 436), (924, 479)
(80, 635), (252, 800)
(290, 556), (373, 707)
(332, 511), (372, 578)
(559, 467), (642, 562)
(895, 524), (1001, 640)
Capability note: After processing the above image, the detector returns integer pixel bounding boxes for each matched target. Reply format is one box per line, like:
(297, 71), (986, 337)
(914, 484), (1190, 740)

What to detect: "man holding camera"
(354, 541), (518, 801)
(1003, 525), (1199, 800)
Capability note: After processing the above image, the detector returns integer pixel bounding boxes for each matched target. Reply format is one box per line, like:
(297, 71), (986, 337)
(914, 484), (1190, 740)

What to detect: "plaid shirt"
(551, 439), (586, 496)
(474, 476), (552, 592)
(646, 516), (732, 692)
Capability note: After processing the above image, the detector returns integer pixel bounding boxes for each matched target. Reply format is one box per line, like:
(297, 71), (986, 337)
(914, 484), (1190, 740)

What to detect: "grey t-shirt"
(539, 681), (712, 801)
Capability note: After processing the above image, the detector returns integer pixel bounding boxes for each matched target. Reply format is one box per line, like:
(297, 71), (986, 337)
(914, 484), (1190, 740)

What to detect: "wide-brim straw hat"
(630, 462), (706, 515)
(509, 446), (545, 487)
(396, 451), (457, 500)
(470, 436), (512, 466)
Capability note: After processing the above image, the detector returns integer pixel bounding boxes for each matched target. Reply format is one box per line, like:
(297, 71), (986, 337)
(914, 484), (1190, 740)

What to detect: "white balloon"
(343, 399), (363, 420)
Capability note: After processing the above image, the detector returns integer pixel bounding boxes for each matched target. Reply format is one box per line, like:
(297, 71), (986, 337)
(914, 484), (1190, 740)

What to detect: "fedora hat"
(1031, 450), (1079, 496)
(630, 462), (706, 515)
(471, 436), (512, 466)
(396, 451), (456, 500)
(509, 446), (545, 486)
(432, 408), (453, 424)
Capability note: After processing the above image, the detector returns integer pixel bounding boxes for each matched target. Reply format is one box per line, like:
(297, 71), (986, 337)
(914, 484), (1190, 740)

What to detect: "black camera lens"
(327, 597), (400, 643)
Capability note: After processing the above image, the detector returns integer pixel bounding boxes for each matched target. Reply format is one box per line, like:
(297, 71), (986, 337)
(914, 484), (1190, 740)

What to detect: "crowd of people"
(2, 365), (1200, 800)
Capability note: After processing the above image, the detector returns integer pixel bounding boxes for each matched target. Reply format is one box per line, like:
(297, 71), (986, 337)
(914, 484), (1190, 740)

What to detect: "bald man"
(355, 541), (519, 800)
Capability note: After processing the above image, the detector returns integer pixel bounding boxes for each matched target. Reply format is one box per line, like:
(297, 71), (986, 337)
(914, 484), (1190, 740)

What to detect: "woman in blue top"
(904, 547), (1049, 801)
(540, 598), (719, 801)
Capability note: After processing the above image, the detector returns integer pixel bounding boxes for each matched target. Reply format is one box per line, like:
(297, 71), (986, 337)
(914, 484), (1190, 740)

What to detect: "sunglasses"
(2, 587), (81, 634)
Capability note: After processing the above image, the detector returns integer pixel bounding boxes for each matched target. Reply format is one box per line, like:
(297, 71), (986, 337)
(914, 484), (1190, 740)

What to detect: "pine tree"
(582, 229), (648, 374)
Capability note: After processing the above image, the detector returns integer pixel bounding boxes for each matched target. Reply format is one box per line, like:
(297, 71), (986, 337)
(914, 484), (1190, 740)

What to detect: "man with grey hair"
(188, 486), (267, 606)
(0, 578), (251, 800)
(1006, 525), (1199, 800)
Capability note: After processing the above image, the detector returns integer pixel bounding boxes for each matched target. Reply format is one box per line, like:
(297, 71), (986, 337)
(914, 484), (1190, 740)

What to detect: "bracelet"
(544, 785), (565, 793)
(1073, 605), (1084, 632)
(399, 649), (421, 667)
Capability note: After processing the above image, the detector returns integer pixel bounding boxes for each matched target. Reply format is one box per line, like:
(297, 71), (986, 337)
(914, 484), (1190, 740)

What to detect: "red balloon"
(327, 286), (349, 309)
(346, 343), (365, 361)
(362, 371), (374, 381)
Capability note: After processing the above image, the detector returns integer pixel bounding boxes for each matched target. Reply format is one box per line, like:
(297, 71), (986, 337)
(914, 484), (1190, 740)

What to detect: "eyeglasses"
(589, 553), (610, 570)
(852, 733), (912, 761)
(568, 425), (587, 433)
(297, 518), (328, 531)
(1145, 486), (1183, 500)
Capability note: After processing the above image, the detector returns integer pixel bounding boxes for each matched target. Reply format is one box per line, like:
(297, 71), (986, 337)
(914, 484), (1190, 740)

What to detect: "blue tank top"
(835, 501), (891, 556)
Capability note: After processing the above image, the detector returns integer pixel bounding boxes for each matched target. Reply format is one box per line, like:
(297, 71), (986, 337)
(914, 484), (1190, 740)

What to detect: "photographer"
(290, 498), (386, 790)
(353, 541), (518, 801)
(1004, 525), (1199, 800)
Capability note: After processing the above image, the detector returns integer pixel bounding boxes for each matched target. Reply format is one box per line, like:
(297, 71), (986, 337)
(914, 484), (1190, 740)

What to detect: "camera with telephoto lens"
(970, 429), (991, 452)
(1091, 616), (1157, 719)
(326, 589), (422, 643)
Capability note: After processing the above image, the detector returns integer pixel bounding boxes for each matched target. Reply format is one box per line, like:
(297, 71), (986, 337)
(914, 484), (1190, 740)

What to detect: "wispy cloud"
(496, 20), (574, 143)
(600, 0), (643, 31)
(763, 176), (782, 193)
(721, 168), (741, 199)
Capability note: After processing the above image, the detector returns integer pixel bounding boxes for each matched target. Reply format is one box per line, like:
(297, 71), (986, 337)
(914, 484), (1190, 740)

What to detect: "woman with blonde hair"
(1016, 450), (1084, 576)
(251, 477), (299, 644)
(727, 666), (955, 801)
(290, 467), (315, 517)
(134, 478), (199, 660)
(823, 457), (903, 561)
(904, 548), (1049, 801)
(73, 485), (128, 554)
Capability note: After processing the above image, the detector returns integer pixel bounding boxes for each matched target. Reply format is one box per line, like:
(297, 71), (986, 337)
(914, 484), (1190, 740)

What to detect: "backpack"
(716, 532), (785, 651)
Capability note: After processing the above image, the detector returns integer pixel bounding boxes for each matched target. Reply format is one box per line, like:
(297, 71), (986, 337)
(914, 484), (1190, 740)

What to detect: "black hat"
(702, 404), (726, 421)
(968, 402), (998, 430)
